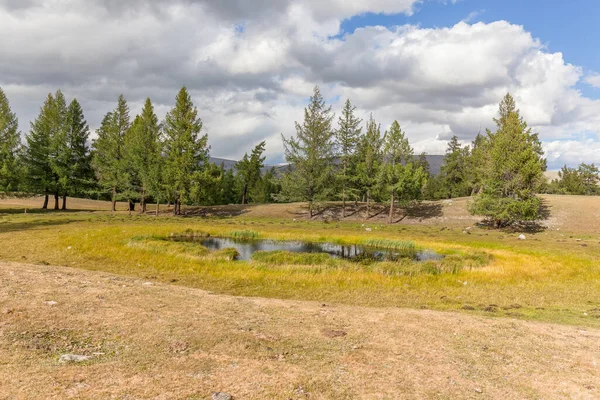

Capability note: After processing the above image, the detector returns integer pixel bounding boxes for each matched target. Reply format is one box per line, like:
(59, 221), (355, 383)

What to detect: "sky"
(1, 0), (599, 170)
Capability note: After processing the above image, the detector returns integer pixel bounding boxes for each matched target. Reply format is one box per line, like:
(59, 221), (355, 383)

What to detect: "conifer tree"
(356, 114), (383, 219)
(124, 98), (162, 213)
(163, 87), (209, 215)
(235, 141), (266, 204)
(92, 95), (131, 211)
(48, 90), (70, 209)
(0, 87), (21, 193)
(380, 121), (427, 224)
(469, 93), (546, 228)
(280, 86), (335, 218)
(440, 135), (471, 199)
(65, 99), (94, 203)
(24, 94), (55, 208)
(335, 99), (362, 218)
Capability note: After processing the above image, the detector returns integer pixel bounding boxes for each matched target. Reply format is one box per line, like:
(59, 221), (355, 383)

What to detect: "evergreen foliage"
(91, 95), (131, 211)
(469, 93), (546, 228)
(335, 99), (362, 217)
(356, 114), (383, 219)
(163, 86), (209, 215)
(280, 86), (335, 218)
(0, 87), (22, 193)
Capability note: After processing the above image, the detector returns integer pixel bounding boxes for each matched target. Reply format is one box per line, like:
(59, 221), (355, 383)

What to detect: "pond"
(175, 237), (443, 262)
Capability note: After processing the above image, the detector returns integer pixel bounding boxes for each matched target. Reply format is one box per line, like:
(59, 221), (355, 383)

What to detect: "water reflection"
(176, 237), (442, 262)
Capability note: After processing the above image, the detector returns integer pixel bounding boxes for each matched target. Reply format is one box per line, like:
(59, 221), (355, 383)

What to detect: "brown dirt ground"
(1, 262), (599, 399)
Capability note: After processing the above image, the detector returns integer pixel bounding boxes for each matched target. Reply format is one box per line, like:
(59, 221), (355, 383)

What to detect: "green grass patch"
(228, 230), (261, 240)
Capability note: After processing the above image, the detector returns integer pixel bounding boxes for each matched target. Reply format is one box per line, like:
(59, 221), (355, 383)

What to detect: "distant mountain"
(209, 155), (446, 175)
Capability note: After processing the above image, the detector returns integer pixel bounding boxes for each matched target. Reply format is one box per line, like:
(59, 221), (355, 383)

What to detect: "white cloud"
(0, 0), (599, 169)
(584, 73), (600, 88)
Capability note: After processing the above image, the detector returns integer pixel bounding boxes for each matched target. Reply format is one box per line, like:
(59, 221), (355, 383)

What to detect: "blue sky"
(342, 0), (600, 99)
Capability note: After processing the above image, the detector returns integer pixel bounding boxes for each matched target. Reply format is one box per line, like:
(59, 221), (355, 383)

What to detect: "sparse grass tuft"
(251, 250), (338, 267)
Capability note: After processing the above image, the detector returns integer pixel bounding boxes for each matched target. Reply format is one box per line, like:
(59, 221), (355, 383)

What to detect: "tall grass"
(360, 238), (416, 251)
(229, 230), (261, 240)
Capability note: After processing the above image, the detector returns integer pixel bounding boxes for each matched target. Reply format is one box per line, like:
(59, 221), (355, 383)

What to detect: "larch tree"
(355, 114), (383, 219)
(65, 98), (94, 204)
(380, 121), (427, 224)
(0, 87), (22, 193)
(48, 90), (70, 210)
(24, 93), (55, 209)
(163, 86), (209, 216)
(469, 93), (546, 228)
(335, 99), (362, 218)
(124, 98), (162, 213)
(440, 135), (471, 199)
(235, 141), (266, 204)
(92, 95), (131, 211)
(280, 86), (335, 219)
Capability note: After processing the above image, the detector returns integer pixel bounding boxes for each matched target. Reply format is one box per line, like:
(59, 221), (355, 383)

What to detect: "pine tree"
(48, 90), (70, 209)
(91, 95), (131, 211)
(440, 135), (471, 199)
(469, 93), (546, 228)
(280, 86), (335, 218)
(24, 93), (55, 208)
(0, 87), (21, 193)
(124, 98), (162, 213)
(335, 99), (362, 218)
(65, 99), (94, 203)
(235, 141), (266, 204)
(163, 87), (209, 215)
(380, 121), (427, 224)
(220, 165), (238, 205)
(356, 114), (383, 219)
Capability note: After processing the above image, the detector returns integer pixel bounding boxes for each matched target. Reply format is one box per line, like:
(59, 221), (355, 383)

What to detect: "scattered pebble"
(59, 354), (90, 364)
(212, 392), (232, 400)
(518, 234), (526, 240)
(44, 301), (58, 306)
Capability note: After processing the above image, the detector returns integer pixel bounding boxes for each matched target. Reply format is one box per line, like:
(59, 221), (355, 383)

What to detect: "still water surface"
(183, 237), (443, 262)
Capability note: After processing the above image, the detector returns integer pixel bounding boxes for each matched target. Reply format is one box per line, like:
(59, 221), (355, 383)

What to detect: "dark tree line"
(1, 84), (594, 226)
(0, 86), (279, 213)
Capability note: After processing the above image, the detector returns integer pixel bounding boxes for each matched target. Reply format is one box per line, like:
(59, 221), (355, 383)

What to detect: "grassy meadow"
(1, 195), (599, 328)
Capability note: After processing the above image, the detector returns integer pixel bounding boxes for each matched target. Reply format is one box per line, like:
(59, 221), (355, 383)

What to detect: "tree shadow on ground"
(179, 205), (252, 218)
(0, 208), (99, 215)
(403, 202), (444, 220)
(0, 217), (79, 234)
(477, 199), (552, 234)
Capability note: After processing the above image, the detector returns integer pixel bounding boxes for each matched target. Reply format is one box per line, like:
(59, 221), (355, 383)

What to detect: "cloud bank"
(1, 0), (599, 168)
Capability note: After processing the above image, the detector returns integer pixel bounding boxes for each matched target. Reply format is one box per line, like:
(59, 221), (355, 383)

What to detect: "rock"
(44, 301), (58, 306)
(365, 228), (372, 232)
(518, 234), (526, 240)
(142, 282), (153, 286)
(59, 354), (90, 364)
(212, 393), (233, 400)
(474, 388), (483, 394)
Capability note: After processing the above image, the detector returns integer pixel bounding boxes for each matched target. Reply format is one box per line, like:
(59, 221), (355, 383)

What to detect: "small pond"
(175, 237), (443, 262)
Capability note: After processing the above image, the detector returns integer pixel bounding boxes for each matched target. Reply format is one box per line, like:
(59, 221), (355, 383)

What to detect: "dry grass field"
(1, 195), (600, 398)
(2, 262), (599, 399)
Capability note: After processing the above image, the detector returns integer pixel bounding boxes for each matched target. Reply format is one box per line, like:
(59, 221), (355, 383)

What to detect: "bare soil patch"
(1, 262), (599, 399)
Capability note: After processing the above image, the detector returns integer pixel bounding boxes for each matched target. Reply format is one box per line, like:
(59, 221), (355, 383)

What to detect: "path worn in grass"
(1, 262), (599, 399)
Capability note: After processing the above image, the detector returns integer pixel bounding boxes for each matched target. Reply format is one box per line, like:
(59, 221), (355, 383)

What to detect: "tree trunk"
(388, 190), (395, 224)
(140, 189), (146, 214)
(342, 185), (346, 219)
(155, 198), (160, 217)
(365, 191), (370, 220)
(53, 192), (59, 210)
(61, 194), (67, 210)
(128, 200), (135, 212)
(42, 191), (49, 209)
(111, 186), (117, 212)
(173, 198), (179, 216)
(308, 201), (313, 219)
(241, 184), (248, 205)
